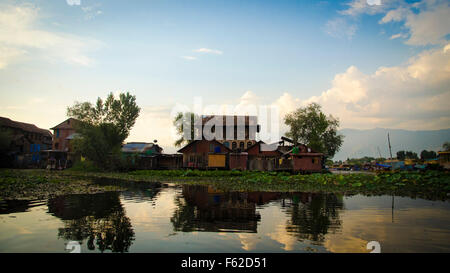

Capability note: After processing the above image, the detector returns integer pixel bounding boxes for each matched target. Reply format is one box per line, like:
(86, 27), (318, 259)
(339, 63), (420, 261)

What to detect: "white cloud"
(324, 17), (357, 39)
(194, 48), (223, 55)
(181, 56), (197, 61)
(389, 33), (408, 40)
(280, 43), (450, 130)
(81, 5), (103, 20)
(66, 0), (81, 6)
(0, 4), (101, 69)
(341, 0), (450, 46)
(340, 0), (391, 16)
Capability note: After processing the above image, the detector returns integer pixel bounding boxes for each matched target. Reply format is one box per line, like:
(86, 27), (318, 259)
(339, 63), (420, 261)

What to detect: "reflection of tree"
(285, 193), (343, 243)
(47, 192), (135, 253)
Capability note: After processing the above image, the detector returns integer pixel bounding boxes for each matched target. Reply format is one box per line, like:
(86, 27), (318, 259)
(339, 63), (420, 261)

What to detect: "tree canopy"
(396, 150), (418, 160)
(67, 92), (140, 170)
(284, 103), (343, 158)
(420, 150), (437, 160)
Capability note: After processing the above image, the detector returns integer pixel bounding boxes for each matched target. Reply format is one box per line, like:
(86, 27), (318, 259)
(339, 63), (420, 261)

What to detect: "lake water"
(1, 183), (450, 253)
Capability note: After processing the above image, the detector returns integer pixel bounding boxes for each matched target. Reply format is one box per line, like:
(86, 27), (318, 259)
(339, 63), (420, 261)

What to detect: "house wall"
(246, 143), (281, 157)
(292, 156), (322, 172)
(229, 153), (248, 170)
(181, 140), (229, 168)
(53, 128), (76, 151)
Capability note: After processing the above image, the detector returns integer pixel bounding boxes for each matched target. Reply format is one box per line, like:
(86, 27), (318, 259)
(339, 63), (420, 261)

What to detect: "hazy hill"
(333, 128), (450, 161)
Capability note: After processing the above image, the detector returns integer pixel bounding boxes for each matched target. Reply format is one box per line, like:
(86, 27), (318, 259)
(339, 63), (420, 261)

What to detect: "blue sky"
(0, 0), (449, 152)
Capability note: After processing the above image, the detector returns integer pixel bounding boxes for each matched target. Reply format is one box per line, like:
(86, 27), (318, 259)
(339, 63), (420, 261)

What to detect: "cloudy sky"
(0, 0), (449, 153)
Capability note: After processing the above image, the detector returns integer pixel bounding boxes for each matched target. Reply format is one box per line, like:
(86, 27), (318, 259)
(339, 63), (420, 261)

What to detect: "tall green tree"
(420, 150), (437, 160)
(173, 112), (200, 147)
(284, 103), (343, 158)
(397, 150), (418, 160)
(67, 92), (140, 169)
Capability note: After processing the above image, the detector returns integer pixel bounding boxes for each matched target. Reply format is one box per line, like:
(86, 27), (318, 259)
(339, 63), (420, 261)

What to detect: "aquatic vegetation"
(0, 169), (126, 200)
(0, 168), (449, 201)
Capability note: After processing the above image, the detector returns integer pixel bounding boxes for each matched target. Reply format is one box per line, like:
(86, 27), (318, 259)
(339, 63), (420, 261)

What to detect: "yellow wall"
(208, 154), (226, 167)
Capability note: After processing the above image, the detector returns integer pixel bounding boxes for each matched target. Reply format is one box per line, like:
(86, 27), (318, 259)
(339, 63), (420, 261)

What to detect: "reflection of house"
(438, 151), (450, 169)
(171, 185), (262, 233)
(177, 139), (232, 169)
(0, 116), (52, 166)
(201, 115), (260, 151)
(50, 118), (80, 152)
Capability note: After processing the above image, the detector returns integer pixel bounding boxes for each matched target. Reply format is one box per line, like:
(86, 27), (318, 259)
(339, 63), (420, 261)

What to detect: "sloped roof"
(50, 118), (80, 130)
(244, 140), (283, 154)
(177, 139), (232, 153)
(122, 142), (161, 153)
(0, 116), (52, 137)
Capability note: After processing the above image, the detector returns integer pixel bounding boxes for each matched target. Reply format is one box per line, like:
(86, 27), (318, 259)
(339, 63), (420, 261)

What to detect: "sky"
(0, 0), (449, 153)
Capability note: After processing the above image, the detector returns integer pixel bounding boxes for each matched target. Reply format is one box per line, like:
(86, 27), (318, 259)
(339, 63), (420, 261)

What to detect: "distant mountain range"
(333, 128), (450, 161)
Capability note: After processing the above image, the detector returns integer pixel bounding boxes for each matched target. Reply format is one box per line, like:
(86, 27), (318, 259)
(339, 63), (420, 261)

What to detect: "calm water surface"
(1, 183), (450, 253)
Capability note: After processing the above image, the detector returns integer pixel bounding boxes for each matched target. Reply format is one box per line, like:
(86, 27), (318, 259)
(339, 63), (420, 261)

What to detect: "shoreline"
(1, 168), (449, 201)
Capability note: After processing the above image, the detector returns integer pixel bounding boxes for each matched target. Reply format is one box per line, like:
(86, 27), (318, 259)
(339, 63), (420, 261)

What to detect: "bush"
(70, 160), (101, 172)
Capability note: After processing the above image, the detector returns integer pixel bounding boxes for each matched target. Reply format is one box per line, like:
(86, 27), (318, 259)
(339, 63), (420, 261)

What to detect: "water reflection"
(47, 193), (135, 253)
(0, 184), (449, 253)
(171, 185), (343, 242)
(284, 193), (343, 243)
(171, 185), (263, 233)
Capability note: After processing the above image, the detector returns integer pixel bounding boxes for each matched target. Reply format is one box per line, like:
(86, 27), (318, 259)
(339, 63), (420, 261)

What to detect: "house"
(177, 139), (232, 169)
(200, 115), (260, 151)
(0, 116), (52, 167)
(245, 141), (284, 171)
(282, 145), (324, 173)
(121, 142), (163, 169)
(121, 142), (163, 156)
(50, 118), (80, 152)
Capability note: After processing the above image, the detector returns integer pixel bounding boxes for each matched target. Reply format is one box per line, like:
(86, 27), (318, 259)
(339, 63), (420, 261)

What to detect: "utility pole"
(388, 133), (393, 160)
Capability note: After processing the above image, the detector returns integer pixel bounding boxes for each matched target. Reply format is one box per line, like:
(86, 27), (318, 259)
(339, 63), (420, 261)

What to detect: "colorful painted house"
(50, 118), (80, 152)
(177, 139), (232, 169)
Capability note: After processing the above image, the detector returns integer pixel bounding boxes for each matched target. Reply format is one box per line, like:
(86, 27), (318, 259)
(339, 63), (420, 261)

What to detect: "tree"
(67, 92), (140, 170)
(397, 150), (418, 160)
(396, 151), (406, 160)
(443, 142), (450, 151)
(420, 150), (437, 160)
(284, 103), (343, 158)
(173, 112), (201, 147)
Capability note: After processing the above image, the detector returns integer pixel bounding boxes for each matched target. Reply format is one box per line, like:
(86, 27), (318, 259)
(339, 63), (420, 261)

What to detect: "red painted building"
(50, 118), (80, 152)
(177, 139), (232, 169)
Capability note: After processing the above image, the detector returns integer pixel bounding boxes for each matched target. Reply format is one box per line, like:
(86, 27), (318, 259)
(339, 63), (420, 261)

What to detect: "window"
(239, 142), (244, 150)
(209, 143), (214, 152)
(247, 142), (253, 148)
(224, 142), (229, 148)
(232, 142), (237, 150)
(56, 129), (60, 138)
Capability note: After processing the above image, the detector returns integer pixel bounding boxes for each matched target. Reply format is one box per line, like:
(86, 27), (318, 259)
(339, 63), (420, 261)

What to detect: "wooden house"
(0, 116), (52, 167)
(282, 145), (324, 173)
(177, 139), (232, 169)
(50, 118), (80, 152)
(245, 141), (283, 171)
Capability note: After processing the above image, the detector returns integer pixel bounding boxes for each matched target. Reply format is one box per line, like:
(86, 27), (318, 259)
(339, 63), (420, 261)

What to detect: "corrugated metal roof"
(122, 142), (159, 153)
